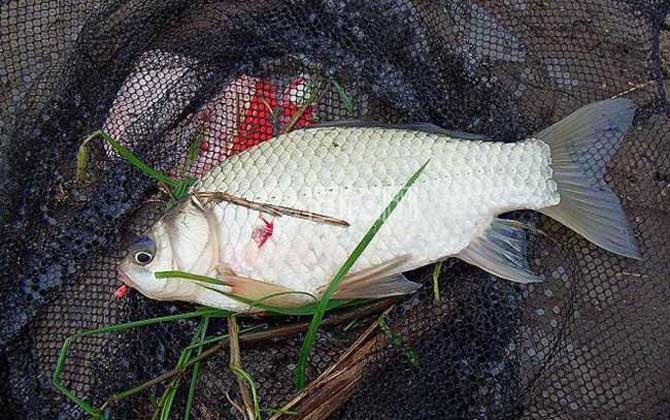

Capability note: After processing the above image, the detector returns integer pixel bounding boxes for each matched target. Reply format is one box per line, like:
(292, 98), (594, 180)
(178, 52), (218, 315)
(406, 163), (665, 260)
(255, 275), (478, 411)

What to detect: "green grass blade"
(331, 80), (355, 113)
(75, 308), (223, 337)
(261, 408), (299, 416)
(78, 130), (181, 188)
(231, 366), (261, 419)
(183, 123), (205, 176)
(53, 308), (223, 416)
(53, 338), (105, 418)
(379, 314), (419, 368)
(160, 317), (210, 420)
(295, 159), (430, 389)
(184, 317), (210, 420)
(159, 384), (179, 420)
(155, 271), (230, 286)
(181, 324), (261, 352)
(76, 137), (91, 182)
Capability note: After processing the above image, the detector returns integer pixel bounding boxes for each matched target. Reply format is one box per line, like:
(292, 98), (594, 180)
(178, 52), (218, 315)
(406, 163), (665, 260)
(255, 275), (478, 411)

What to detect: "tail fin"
(534, 98), (640, 259)
(537, 98), (640, 259)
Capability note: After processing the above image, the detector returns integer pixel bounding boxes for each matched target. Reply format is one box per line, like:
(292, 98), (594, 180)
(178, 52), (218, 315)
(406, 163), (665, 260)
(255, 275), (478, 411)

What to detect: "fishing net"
(1, 0), (669, 419)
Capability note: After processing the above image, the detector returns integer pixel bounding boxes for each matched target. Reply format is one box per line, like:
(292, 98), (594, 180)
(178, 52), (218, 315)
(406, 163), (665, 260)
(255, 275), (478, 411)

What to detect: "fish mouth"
(117, 269), (135, 287)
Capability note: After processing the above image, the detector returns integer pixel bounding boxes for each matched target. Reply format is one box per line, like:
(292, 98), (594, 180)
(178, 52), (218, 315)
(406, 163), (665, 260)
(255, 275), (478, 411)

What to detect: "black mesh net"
(1, 1), (669, 419)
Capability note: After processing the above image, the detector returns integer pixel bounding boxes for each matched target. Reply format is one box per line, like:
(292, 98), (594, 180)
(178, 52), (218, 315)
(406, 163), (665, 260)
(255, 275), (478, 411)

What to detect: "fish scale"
(193, 127), (558, 301)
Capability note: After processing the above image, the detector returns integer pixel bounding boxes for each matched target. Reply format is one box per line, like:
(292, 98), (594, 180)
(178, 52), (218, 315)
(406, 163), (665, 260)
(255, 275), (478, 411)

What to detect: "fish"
(118, 98), (640, 312)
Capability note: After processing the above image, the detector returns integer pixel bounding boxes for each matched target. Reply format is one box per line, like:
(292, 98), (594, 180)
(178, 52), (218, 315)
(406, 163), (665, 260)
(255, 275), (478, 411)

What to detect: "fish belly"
(194, 127), (559, 294)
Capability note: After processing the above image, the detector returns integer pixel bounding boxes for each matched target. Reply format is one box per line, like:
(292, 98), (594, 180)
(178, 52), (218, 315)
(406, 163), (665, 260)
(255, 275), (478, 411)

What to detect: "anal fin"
(333, 273), (420, 299)
(458, 218), (543, 284)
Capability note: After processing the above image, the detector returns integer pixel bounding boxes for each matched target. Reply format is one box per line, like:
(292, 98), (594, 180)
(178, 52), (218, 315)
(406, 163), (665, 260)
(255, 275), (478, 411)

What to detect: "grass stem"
(229, 316), (257, 419)
(432, 261), (443, 305)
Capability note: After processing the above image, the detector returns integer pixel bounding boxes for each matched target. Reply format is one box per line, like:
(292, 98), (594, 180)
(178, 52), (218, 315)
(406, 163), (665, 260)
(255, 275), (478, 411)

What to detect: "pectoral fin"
(211, 265), (316, 307)
(457, 218), (544, 284)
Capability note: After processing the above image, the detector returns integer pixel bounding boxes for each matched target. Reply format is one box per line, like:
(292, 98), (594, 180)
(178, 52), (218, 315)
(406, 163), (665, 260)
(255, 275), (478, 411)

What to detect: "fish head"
(118, 199), (216, 301)
(117, 229), (175, 299)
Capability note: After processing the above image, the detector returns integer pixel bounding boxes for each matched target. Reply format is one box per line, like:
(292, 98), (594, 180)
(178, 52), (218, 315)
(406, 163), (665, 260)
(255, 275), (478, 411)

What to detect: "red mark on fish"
(114, 284), (129, 299)
(252, 217), (274, 247)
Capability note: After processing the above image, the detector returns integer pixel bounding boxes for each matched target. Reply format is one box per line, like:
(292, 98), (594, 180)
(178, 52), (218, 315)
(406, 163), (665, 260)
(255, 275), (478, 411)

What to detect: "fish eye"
(134, 251), (153, 265)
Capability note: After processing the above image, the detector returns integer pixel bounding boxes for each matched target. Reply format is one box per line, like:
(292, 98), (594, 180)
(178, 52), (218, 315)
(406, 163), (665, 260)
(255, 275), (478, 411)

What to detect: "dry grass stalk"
(229, 316), (256, 419)
(270, 307), (395, 420)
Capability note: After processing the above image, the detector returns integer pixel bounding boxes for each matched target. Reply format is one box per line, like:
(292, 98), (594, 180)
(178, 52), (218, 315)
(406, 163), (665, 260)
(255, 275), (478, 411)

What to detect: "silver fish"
(118, 98), (639, 312)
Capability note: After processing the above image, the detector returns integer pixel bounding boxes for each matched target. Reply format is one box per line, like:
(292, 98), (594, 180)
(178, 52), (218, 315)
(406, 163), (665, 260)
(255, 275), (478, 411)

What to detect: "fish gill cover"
(0, 0), (669, 419)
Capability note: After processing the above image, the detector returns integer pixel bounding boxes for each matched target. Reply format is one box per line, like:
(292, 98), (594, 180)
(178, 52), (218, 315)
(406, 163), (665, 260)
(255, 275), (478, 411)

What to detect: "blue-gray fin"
(307, 119), (488, 140)
(457, 218), (544, 284)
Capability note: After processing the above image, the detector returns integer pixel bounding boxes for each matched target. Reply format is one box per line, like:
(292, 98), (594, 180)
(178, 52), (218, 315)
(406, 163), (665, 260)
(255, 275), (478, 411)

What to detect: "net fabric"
(1, 1), (669, 419)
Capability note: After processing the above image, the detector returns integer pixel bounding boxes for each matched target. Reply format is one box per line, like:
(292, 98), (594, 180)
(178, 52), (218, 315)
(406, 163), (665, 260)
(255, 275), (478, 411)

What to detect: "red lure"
(114, 284), (129, 299)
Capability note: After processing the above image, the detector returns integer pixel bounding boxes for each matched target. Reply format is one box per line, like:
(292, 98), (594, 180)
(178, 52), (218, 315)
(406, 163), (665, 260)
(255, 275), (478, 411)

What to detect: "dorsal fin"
(306, 120), (488, 140)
